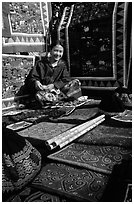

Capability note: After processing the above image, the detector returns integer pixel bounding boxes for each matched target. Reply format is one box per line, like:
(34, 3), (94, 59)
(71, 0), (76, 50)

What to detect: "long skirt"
(2, 127), (41, 197)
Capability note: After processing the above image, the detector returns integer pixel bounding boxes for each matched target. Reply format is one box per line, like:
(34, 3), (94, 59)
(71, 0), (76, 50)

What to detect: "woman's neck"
(49, 57), (59, 67)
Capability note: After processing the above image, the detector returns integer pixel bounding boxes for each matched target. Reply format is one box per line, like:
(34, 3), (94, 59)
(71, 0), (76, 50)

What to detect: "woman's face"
(51, 45), (64, 61)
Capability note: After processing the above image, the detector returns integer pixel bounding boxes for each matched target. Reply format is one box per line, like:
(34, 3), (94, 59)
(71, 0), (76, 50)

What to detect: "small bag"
(62, 79), (82, 99)
(99, 87), (132, 114)
(115, 87), (132, 109)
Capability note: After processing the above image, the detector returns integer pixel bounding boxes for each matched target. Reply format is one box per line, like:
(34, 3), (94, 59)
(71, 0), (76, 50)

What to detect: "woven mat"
(6, 186), (70, 202)
(31, 162), (109, 202)
(48, 143), (131, 174)
(18, 122), (75, 141)
(18, 107), (99, 141)
(50, 107), (99, 123)
(76, 124), (132, 148)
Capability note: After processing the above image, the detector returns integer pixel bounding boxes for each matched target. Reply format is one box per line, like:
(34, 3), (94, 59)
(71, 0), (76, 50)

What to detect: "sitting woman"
(23, 41), (81, 106)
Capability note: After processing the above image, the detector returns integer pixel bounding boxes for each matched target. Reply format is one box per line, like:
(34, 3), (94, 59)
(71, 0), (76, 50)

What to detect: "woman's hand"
(35, 81), (54, 91)
(35, 81), (44, 91)
(47, 84), (54, 91)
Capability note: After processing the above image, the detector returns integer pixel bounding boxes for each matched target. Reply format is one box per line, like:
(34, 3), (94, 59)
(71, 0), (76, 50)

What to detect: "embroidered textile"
(48, 143), (131, 174)
(76, 123), (132, 147)
(6, 186), (71, 202)
(31, 162), (109, 202)
(2, 128), (41, 193)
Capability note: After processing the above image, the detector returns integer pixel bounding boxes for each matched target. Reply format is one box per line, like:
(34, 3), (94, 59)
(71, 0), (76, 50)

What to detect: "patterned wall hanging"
(58, 2), (131, 90)
(57, 4), (74, 71)
(2, 2), (52, 53)
(2, 54), (35, 101)
(2, 2), (11, 37)
(112, 2), (131, 89)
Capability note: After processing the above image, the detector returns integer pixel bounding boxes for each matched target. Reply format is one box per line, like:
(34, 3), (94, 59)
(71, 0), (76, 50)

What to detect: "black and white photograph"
(2, 2), (132, 202)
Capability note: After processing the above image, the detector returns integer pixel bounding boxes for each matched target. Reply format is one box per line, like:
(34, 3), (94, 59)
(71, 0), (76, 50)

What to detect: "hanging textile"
(2, 2), (52, 53)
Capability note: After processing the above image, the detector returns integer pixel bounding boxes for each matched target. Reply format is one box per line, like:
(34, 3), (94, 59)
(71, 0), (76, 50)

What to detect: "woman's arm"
(25, 60), (47, 93)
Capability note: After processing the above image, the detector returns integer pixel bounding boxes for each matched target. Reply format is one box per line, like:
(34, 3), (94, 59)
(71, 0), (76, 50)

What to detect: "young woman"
(23, 42), (81, 105)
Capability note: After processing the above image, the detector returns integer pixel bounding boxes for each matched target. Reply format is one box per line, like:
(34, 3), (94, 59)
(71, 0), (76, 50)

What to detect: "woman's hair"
(50, 39), (64, 50)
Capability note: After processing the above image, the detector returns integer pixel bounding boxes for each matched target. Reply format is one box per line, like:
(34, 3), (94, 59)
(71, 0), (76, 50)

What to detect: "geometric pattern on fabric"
(2, 2), (51, 53)
(57, 7), (71, 47)
(76, 124), (132, 148)
(6, 186), (70, 202)
(18, 122), (75, 141)
(65, 3), (129, 89)
(111, 2), (130, 88)
(48, 143), (131, 174)
(115, 3), (125, 86)
(31, 162), (109, 202)
(2, 54), (35, 99)
(2, 139), (41, 194)
(57, 5), (74, 70)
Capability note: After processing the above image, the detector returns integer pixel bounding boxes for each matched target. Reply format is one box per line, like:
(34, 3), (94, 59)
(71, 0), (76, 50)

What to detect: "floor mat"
(31, 162), (109, 202)
(48, 143), (131, 174)
(6, 186), (70, 202)
(17, 108), (100, 144)
(76, 124), (132, 148)
(50, 107), (99, 123)
(18, 122), (75, 141)
(46, 115), (105, 151)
